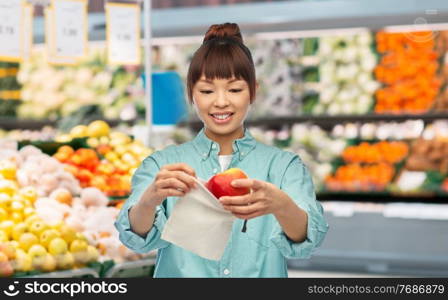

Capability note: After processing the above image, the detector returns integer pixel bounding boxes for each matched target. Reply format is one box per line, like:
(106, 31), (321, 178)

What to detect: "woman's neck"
(204, 126), (244, 155)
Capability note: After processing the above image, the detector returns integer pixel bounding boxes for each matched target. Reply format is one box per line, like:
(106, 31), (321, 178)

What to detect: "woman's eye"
(200, 90), (213, 94)
(229, 89), (242, 93)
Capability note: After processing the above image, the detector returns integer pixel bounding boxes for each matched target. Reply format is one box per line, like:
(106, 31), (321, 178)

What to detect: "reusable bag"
(161, 177), (235, 261)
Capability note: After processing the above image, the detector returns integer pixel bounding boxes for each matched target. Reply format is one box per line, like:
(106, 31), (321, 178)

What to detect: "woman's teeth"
(215, 114), (230, 119)
(212, 113), (232, 120)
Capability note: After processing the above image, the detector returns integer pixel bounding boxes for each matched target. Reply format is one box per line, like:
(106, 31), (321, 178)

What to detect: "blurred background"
(0, 0), (447, 278)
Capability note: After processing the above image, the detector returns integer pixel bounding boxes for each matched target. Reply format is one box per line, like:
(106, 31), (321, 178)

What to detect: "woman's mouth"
(209, 113), (234, 124)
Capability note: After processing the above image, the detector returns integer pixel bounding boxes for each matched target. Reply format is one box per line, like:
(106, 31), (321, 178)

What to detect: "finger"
(223, 202), (264, 215)
(230, 178), (253, 188)
(219, 194), (253, 206)
(171, 171), (197, 189)
(160, 188), (185, 198)
(162, 163), (196, 177)
(157, 178), (189, 192)
(231, 179), (264, 190)
(159, 171), (197, 189)
(233, 210), (264, 220)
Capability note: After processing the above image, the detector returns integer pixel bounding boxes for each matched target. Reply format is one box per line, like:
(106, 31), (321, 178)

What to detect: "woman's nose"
(213, 91), (229, 107)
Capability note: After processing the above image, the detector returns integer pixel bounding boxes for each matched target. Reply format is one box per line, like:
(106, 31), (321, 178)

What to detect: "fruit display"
(16, 46), (144, 120)
(405, 139), (448, 174)
(1, 144), (81, 197)
(249, 125), (345, 190)
(310, 32), (379, 115)
(342, 141), (409, 164)
(53, 120), (153, 197)
(206, 168), (250, 199)
(0, 130), (158, 276)
(325, 163), (395, 192)
(374, 31), (442, 114)
(0, 158), (99, 276)
(324, 141), (408, 192)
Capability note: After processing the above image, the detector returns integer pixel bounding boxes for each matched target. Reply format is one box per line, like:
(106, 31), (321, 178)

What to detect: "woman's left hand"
(218, 179), (288, 220)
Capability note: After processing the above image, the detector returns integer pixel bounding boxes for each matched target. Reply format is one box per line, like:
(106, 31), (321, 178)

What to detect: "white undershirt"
(218, 155), (233, 172)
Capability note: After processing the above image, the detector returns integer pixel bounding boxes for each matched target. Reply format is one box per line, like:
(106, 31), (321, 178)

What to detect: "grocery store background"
(0, 0), (448, 278)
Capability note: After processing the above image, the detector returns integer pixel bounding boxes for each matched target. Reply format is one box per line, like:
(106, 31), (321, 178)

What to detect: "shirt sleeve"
(270, 155), (329, 259)
(114, 155), (170, 254)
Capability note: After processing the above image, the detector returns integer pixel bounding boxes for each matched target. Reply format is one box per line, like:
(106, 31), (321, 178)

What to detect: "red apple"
(206, 168), (250, 199)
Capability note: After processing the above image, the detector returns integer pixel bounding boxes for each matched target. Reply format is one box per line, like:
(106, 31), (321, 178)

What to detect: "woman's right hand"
(143, 163), (197, 208)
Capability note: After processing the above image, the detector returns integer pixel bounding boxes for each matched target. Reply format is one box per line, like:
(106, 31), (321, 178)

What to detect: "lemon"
(0, 220), (14, 238)
(86, 120), (110, 138)
(48, 237), (68, 255)
(18, 232), (39, 251)
(11, 222), (28, 240)
(70, 125), (88, 138)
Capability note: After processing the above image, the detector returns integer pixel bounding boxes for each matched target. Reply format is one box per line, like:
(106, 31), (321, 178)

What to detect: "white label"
(106, 3), (141, 65)
(52, 0), (87, 60)
(0, 0), (23, 61)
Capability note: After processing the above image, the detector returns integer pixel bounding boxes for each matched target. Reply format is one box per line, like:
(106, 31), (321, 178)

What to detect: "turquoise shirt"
(114, 128), (329, 278)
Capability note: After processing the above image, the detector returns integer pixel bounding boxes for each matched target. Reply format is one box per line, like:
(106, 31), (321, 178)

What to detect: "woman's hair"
(186, 23), (256, 103)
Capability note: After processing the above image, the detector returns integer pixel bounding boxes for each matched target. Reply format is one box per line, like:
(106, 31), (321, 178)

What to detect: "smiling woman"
(115, 22), (329, 278)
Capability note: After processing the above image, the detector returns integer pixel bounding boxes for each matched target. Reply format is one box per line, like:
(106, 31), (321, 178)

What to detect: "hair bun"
(203, 23), (243, 44)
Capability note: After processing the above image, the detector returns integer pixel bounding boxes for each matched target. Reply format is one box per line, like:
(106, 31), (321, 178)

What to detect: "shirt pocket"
(244, 215), (273, 249)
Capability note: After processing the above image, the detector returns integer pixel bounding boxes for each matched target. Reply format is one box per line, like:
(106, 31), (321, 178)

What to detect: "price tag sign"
(0, 0), (24, 62)
(106, 3), (141, 65)
(50, 0), (87, 61)
(22, 3), (34, 60)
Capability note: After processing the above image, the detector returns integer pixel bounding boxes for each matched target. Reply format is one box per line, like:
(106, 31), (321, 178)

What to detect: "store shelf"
(3, 113), (448, 131)
(178, 113), (448, 131)
(288, 208), (448, 277)
(29, 0), (448, 43)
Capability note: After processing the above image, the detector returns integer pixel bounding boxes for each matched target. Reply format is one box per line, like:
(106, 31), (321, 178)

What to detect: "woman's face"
(192, 76), (251, 140)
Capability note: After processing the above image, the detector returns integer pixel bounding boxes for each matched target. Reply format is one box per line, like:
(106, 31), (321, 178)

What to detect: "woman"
(115, 23), (329, 277)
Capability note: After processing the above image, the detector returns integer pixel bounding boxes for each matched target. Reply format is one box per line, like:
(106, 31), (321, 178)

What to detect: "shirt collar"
(192, 127), (257, 161)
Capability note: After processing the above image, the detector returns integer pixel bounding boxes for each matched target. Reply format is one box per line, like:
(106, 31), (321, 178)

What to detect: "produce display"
(325, 162), (395, 192)
(249, 125), (345, 190)
(16, 47), (144, 120)
(53, 120), (153, 197)
(0, 122), (159, 277)
(0, 151), (98, 276)
(310, 32), (379, 115)
(249, 119), (448, 195)
(374, 31), (442, 114)
(342, 141), (409, 164)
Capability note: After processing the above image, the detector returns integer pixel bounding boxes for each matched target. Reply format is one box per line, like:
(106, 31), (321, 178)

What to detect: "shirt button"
(223, 269), (230, 275)
(203, 153), (207, 157)
(241, 152), (245, 156)
(213, 168), (218, 173)
(212, 144), (216, 149)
